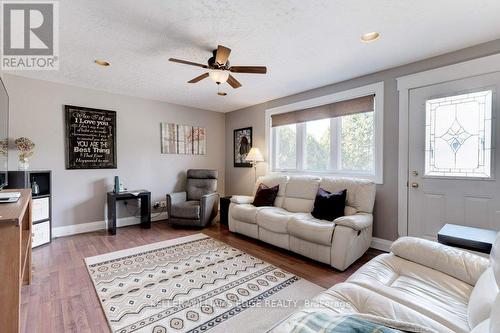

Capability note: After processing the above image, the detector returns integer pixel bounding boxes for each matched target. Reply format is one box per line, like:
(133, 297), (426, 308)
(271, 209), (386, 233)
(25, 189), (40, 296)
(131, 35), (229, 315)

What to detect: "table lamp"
(245, 147), (264, 182)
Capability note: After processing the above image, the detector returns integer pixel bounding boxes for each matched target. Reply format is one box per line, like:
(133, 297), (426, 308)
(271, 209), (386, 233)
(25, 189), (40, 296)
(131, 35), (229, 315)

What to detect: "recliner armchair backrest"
(186, 169), (218, 201)
(320, 177), (376, 214)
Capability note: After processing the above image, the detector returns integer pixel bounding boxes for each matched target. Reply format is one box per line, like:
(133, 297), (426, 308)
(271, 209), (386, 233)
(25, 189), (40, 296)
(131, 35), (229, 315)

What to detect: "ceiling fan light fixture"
(209, 69), (229, 83)
(360, 32), (380, 43)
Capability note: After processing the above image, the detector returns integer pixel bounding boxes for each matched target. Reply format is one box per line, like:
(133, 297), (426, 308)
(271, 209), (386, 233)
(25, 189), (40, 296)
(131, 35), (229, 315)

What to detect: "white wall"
(3, 74), (225, 228)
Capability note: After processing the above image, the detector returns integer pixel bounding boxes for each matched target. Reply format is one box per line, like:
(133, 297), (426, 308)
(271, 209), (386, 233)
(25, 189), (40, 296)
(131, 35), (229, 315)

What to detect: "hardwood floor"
(21, 221), (382, 333)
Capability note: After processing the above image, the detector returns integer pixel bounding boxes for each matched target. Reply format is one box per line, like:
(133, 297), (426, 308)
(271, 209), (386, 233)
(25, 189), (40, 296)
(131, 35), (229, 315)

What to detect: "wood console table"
(0, 189), (32, 333)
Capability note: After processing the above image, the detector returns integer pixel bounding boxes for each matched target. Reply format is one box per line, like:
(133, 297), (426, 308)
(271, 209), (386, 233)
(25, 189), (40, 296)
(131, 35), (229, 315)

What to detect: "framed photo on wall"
(234, 127), (252, 167)
(65, 105), (117, 169)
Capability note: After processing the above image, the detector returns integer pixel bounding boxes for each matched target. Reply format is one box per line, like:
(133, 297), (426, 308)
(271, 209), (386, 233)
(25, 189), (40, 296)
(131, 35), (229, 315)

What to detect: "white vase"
(18, 158), (29, 171)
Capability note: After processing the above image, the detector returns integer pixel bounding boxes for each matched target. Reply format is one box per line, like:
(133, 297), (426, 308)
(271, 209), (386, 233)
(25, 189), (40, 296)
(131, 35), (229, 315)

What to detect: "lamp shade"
(245, 147), (264, 162)
(209, 69), (229, 83)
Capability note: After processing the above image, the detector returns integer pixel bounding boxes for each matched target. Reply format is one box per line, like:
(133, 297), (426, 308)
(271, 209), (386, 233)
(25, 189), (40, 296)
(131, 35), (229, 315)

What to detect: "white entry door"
(408, 72), (500, 239)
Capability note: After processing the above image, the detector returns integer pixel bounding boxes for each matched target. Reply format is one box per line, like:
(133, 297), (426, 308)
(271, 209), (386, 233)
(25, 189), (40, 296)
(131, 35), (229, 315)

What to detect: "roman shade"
(271, 94), (375, 127)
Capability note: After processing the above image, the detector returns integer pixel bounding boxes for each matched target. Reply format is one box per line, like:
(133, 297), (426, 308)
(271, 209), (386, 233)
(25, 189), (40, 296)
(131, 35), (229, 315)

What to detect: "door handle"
(411, 182), (419, 188)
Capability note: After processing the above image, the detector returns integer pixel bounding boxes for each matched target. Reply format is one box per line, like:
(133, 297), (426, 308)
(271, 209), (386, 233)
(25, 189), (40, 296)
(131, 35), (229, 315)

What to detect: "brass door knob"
(411, 182), (419, 188)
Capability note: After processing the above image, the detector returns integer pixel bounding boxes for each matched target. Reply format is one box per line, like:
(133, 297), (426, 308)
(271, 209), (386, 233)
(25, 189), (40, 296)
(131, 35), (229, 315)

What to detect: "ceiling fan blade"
(227, 74), (242, 89)
(169, 58), (208, 69)
(229, 66), (267, 74)
(188, 73), (209, 83)
(215, 45), (231, 66)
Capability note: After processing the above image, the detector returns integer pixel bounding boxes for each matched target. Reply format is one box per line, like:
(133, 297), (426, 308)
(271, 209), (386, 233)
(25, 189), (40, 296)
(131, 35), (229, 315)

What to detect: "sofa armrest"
(166, 191), (187, 217)
(391, 237), (489, 285)
(230, 195), (254, 204)
(334, 213), (372, 231)
(200, 193), (219, 224)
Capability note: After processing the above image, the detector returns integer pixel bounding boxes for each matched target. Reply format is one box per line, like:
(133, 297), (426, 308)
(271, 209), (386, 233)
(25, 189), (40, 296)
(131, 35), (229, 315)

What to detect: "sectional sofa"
(228, 175), (376, 271)
(270, 235), (500, 333)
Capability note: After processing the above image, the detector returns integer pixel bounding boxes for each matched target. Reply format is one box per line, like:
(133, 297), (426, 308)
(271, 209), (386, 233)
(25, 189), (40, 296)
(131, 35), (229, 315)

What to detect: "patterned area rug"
(85, 234), (324, 333)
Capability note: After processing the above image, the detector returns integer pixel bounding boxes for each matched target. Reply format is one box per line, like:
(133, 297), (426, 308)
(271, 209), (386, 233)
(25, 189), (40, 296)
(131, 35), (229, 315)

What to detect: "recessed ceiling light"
(94, 60), (110, 67)
(360, 32), (380, 43)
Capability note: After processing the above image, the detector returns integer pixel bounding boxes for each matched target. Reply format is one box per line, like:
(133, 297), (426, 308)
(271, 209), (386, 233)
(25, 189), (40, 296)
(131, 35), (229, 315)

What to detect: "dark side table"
(437, 224), (498, 254)
(107, 190), (151, 235)
(219, 196), (232, 225)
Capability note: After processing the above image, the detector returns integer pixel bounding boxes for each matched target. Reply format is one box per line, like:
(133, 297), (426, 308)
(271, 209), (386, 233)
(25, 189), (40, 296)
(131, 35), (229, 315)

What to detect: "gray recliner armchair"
(166, 169), (219, 227)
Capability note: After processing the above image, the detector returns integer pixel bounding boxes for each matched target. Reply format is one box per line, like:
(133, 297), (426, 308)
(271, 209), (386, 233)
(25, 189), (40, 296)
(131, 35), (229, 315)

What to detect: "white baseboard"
(52, 212), (168, 238)
(370, 237), (392, 252)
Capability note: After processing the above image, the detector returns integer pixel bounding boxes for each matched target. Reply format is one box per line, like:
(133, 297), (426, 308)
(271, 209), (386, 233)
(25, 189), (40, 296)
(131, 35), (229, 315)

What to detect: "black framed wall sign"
(234, 127), (252, 167)
(65, 105), (117, 169)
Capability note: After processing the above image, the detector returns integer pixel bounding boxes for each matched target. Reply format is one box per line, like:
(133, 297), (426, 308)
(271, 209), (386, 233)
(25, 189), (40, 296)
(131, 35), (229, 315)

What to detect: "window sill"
(271, 169), (383, 184)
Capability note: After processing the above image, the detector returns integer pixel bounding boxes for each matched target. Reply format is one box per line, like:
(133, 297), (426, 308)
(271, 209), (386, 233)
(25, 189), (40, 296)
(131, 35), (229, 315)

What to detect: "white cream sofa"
(228, 175), (376, 271)
(271, 235), (500, 333)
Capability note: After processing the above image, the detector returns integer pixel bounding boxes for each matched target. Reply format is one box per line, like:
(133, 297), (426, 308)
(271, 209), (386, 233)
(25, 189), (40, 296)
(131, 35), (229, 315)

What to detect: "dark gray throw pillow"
(252, 183), (279, 207)
(311, 188), (347, 221)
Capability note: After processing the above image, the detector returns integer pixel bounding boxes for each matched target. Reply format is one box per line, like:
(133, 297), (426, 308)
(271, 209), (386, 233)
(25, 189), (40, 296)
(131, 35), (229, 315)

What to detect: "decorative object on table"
(65, 105), (117, 169)
(437, 223), (498, 254)
(107, 190), (151, 235)
(245, 147), (264, 181)
(15, 137), (35, 170)
(234, 126), (252, 167)
(31, 178), (40, 195)
(8, 170), (52, 247)
(160, 123), (206, 155)
(113, 175), (120, 193)
(84, 234), (323, 333)
(219, 195), (232, 225)
(166, 169), (219, 227)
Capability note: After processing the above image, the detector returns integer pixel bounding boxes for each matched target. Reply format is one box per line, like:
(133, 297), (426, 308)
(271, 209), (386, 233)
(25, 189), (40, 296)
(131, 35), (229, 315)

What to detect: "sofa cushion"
(270, 283), (457, 333)
(288, 214), (335, 246)
(253, 183), (280, 207)
(256, 207), (292, 234)
(231, 204), (263, 224)
(320, 177), (375, 214)
(391, 237), (489, 285)
(347, 253), (473, 333)
(253, 175), (288, 207)
(311, 188), (346, 221)
(468, 268), (499, 329)
(282, 175), (321, 213)
(171, 201), (200, 219)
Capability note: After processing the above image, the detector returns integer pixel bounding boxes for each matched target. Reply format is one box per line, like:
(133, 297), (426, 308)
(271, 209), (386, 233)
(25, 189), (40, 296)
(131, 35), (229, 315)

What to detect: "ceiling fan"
(169, 45), (267, 95)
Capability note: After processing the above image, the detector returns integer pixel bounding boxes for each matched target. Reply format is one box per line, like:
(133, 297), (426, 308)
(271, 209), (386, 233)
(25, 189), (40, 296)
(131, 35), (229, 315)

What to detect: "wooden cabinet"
(8, 171), (52, 247)
(0, 189), (32, 333)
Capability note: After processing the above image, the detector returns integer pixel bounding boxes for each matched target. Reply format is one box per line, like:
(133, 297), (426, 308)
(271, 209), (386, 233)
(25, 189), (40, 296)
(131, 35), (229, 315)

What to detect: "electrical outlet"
(160, 200), (167, 208)
(153, 201), (160, 209)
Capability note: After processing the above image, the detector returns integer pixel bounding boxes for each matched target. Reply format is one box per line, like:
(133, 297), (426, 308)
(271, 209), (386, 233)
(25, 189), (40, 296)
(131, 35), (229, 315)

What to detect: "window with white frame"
(268, 82), (384, 183)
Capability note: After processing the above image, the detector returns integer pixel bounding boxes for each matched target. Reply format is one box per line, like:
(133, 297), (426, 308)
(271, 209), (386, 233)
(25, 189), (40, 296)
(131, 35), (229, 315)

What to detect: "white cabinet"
(32, 197), (49, 222)
(8, 170), (52, 248)
(32, 221), (50, 248)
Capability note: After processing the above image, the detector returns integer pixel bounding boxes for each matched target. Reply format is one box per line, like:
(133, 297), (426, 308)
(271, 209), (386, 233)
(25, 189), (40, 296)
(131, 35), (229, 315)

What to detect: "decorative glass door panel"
(425, 90), (493, 178)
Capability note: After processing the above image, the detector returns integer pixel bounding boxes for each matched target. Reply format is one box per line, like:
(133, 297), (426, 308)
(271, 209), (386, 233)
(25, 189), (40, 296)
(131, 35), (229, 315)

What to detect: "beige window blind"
(271, 94), (375, 127)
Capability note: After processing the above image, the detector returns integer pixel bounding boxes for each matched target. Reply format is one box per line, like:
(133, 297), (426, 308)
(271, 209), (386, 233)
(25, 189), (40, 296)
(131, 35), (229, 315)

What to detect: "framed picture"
(234, 127), (252, 167)
(160, 123), (206, 155)
(65, 105), (117, 169)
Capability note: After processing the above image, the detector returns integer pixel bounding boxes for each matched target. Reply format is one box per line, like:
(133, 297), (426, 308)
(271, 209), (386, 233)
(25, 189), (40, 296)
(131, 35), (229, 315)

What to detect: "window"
(267, 82), (383, 182)
(425, 90), (493, 178)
